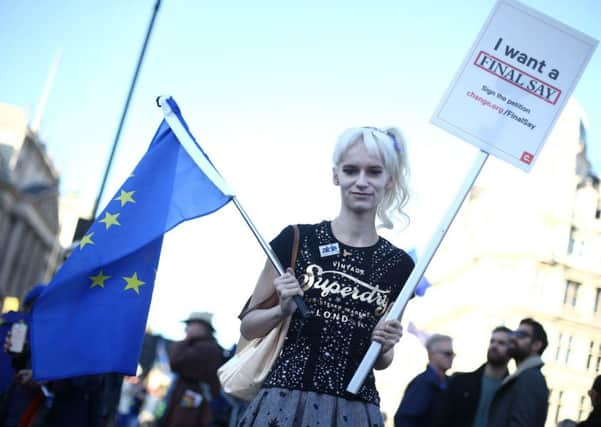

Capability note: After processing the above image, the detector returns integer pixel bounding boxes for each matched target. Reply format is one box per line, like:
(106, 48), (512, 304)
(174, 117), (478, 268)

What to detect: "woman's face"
(334, 142), (393, 215)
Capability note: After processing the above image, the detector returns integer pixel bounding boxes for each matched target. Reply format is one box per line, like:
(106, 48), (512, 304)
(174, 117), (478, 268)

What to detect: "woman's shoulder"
(270, 221), (327, 255)
(377, 236), (413, 260)
(279, 220), (329, 237)
(374, 237), (415, 277)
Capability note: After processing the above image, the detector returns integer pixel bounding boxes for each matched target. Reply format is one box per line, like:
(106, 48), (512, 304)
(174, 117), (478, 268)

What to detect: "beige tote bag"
(218, 225), (300, 401)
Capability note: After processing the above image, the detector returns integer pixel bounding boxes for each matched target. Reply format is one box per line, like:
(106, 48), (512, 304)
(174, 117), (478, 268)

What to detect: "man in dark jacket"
(162, 312), (224, 427)
(394, 334), (454, 427)
(578, 374), (601, 426)
(432, 326), (512, 427)
(488, 318), (549, 427)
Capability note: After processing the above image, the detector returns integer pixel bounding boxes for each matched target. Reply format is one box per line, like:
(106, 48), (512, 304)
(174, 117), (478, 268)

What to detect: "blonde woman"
(239, 127), (415, 426)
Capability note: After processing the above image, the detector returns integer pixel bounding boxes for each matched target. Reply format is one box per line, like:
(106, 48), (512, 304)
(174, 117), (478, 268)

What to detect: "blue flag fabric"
(407, 249), (432, 297)
(31, 98), (232, 381)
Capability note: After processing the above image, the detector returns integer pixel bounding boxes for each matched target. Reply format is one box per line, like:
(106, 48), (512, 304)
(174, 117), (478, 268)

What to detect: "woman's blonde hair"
(332, 127), (410, 229)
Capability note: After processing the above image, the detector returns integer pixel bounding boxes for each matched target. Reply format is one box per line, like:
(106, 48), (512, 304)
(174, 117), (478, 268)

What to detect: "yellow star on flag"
(99, 212), (121, 230)
(123, 272), (145, 295)
(89, 270), (111, 288)
(115, 190), (135, 207)
(79, 232), (95, 250)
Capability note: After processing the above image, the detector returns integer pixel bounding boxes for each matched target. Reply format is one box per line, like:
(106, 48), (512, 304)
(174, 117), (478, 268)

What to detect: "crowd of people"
(2, 293), (599, 427)
(394, 318), (580, 427)
(0, 299), (240, 427)
(394, 320), (600, 427)
(1, 126), (599, 426)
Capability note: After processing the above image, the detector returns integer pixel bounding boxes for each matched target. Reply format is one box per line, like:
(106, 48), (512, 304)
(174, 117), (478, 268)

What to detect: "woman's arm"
(374, 347), (395, 370)
(240, 261), (303, 340)
(372, 318), (403, 370)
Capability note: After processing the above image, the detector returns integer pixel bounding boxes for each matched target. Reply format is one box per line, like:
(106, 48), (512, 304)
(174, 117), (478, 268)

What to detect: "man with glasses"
(394, 334), (454, 427)
(488, 318), (549, 427)
(431, 326), (512, 427)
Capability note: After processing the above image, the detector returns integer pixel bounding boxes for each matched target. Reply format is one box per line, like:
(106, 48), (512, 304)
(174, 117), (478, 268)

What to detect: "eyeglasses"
(513, 330), (532, 339)
(435, 350), (456, 358)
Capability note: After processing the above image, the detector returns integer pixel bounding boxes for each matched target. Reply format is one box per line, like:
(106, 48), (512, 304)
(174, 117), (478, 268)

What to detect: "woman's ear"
(385, 177), (395, 191)
(333, 167), (340, 186)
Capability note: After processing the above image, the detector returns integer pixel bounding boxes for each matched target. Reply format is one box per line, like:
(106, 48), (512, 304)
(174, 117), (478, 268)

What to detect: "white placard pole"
(346, 149), (489, 394)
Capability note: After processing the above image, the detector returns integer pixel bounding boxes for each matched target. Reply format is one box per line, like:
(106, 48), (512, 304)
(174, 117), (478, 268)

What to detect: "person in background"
(161, 312), (223, 427)
(577, 374), (601, 426)
(0, 310), (27, 401)
(488, 318), (549, 427)
(116, 367), (146, 427)
(0, 284), (46, 427)
(432, 326), (512, 427)
(394, 334), (454, 427)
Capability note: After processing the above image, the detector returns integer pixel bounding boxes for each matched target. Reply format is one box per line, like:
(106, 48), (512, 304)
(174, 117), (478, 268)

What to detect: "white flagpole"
(158, 96), (311, 318)
(346, 149), (489, 394)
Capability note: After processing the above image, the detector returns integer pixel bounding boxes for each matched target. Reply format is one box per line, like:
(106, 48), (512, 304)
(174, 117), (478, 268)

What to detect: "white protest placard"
(431, 0), (598, 172)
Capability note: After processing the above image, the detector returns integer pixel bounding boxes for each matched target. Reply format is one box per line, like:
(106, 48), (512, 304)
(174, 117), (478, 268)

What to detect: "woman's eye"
(367, 168), (383, 176)
(342, 167), (358, 175)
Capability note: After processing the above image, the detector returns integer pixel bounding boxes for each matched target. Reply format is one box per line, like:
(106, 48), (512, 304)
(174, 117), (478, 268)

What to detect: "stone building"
(0, 102), (62, 306)
(377, 99), (601, 426)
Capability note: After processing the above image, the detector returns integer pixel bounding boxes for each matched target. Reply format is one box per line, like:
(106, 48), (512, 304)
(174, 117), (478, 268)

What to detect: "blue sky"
(1, 0), (599, 342)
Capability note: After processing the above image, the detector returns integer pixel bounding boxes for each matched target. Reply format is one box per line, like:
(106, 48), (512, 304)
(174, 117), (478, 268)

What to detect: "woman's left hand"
(371, 319), (403, 355)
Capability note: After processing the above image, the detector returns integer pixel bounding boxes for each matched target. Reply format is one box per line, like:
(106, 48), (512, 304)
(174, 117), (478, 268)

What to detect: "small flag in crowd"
(407, 321), (431, 347)
(31, 97), (233, 381)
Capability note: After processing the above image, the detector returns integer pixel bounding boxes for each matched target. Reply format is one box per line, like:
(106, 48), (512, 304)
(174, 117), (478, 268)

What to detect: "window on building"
(590, 341), (601, 373)
(567, 227), (585, 255)
(563, 280), (581, 307)
(565, 336), (573, 364)
(594, 288), (601, 314)
(578, 394), (588, 421)
(568, 227), (580, 255)
(587, 340), (595, 370)
(555, 333), (564, 362)
(555, 390), (564, 423)
(556, 334), (576, 366)
(568, 227), (576, 254)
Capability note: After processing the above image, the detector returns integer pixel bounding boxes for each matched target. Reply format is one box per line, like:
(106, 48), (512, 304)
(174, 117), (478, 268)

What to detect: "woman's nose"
(355, 171), (369, 186)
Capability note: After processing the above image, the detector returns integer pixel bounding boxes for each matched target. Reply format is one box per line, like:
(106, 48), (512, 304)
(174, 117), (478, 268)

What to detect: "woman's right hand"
(274, 268), (303, 316)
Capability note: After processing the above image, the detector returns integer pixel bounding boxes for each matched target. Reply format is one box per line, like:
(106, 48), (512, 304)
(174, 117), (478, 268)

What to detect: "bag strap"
(290, 224), (300, 270)
(238, 225), (300, 319)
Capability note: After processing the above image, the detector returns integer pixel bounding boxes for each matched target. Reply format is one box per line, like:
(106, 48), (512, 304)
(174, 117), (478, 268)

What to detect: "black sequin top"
(262, 221), (414, 404)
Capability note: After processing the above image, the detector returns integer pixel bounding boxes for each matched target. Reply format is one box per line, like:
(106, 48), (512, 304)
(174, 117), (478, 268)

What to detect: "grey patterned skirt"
(237, 387), (384, 427)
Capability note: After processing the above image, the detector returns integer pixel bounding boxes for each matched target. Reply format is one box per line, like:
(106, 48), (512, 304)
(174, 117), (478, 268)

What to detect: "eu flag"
(31, 97), (233, 381)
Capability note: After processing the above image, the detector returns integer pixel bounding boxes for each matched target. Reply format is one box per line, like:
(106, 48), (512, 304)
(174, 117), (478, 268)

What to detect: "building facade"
(0, 103), (62, 306)
(377, 99), (600, 426)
